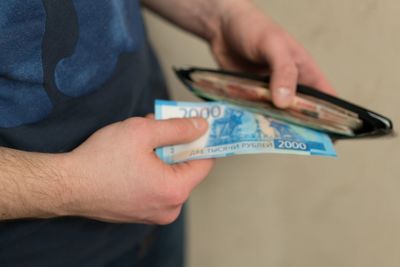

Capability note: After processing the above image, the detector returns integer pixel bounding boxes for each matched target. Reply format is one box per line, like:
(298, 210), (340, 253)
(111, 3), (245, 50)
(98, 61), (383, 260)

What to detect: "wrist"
(42, 152), (83, 218)
(0, 148), (78, 219)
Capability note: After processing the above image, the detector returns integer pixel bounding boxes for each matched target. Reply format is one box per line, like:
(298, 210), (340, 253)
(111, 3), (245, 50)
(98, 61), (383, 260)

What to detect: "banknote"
(155, 100), (337, 164)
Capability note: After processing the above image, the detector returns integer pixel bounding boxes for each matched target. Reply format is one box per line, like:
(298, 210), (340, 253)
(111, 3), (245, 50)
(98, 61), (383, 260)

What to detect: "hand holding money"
(190, 71), (361, 136)
(208, 0), (336, 108)
(63, 116), (213, 224)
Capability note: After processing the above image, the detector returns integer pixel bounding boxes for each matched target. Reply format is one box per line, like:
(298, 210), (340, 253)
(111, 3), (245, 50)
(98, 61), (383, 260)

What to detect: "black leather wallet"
(174, 66), (393, 140)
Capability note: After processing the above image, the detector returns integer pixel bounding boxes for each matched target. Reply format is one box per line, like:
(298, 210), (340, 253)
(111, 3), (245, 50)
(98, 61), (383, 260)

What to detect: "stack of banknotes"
(190, 71), (363, 136)
(155, 100), (336, 164)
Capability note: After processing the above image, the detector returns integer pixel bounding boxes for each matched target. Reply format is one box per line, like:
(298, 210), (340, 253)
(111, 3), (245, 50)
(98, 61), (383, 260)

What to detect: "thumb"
(147, 117), (208, 148)
(270, 61), (298, 109)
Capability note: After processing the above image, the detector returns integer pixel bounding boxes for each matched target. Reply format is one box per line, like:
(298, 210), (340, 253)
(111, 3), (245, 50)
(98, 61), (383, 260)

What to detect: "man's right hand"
(56, 117), (213, 224)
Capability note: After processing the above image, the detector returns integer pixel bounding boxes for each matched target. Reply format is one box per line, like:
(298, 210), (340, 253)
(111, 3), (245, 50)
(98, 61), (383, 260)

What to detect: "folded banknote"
(155, 100), (336, 163)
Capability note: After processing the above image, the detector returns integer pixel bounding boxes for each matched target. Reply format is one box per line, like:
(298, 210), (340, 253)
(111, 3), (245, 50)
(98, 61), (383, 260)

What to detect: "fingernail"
(191, 118), (206, 129)
(276, 87), (293, 107)
(277, 87), (291, 98)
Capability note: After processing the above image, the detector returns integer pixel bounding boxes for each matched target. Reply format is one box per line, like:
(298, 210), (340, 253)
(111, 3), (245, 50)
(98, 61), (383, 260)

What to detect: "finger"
(260, 37), (299, 108)
(147, 117), (208, 148)
(146, 113), (155, 119)
(212, 44), (270, 74)
(297, 61), (337, 96)
(269, 60), (298, 108)
(285, 37), (338, 96)
(171, 159), (215, 190)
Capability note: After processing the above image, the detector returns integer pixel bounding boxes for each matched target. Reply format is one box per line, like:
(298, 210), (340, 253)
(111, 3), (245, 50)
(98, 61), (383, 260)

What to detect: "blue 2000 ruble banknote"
(155, 100), (336, 163)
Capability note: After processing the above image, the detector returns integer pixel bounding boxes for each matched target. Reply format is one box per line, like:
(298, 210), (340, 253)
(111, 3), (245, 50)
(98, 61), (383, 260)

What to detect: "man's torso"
(0, 1), (170, 266)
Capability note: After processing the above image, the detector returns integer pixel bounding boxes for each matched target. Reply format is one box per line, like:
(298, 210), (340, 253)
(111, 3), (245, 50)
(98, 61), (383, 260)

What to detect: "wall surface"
(143, 1), (400, 266)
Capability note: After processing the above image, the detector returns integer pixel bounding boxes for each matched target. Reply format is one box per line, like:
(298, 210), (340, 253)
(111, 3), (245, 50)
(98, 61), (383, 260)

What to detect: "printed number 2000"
(179, 106), (221, 119)
(277, 140), (307, 150)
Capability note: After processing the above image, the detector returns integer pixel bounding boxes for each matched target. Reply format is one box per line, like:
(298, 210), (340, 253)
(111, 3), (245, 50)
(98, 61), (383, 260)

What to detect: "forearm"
(142, 0), (253, 41)
(0, 147), (70, 220)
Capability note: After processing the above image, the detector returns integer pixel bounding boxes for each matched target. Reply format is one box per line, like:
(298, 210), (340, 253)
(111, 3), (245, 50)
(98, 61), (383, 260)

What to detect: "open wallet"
(174, 67), (394, 140)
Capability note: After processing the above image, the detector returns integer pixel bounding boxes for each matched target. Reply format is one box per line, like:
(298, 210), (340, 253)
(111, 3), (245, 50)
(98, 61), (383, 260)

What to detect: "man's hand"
(143, 0), (336, 108)
(63, 117), (213, 224)
(210, 2), (336, 108)
(0, 117), (213, 224)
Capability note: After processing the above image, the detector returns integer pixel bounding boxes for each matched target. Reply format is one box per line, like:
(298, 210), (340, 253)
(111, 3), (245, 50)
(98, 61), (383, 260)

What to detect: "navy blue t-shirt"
(0, 1), (174, 266)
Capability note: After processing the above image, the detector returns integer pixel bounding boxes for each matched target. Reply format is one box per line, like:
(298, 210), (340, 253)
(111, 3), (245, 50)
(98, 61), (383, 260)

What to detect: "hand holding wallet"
(175, 67), (394, 140)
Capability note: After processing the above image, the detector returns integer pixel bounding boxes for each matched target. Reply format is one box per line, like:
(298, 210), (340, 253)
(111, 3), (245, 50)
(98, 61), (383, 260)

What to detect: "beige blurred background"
(143, 1), (400, 266)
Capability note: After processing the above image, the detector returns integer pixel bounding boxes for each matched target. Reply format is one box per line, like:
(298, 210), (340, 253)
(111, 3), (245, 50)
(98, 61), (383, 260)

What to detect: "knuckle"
(293, 53), (309, 66)
(174, 119), (193, 135)
(124, 117), (150, 133)
(261, 29), (283, 47)
(278, 63), (298, 78)
(171, 189), (189, 206)
(155, 209), (181, 225)
(161, 184), (189, 206)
